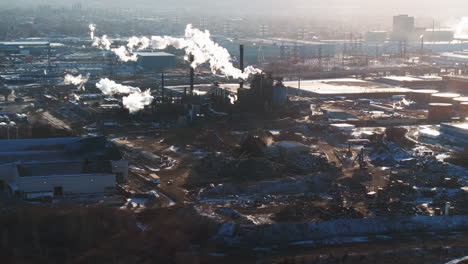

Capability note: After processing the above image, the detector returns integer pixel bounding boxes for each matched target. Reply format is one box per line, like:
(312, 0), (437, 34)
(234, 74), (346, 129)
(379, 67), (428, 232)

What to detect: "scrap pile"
(374, 180), (419, 202)
(390, 156), (464, 188)
(369, 140), (412, 166)
(369, 201), (428, 217)
(266, 141), (337, 173)
(193, 153), (282, 181)
(274, 200), (364, 222)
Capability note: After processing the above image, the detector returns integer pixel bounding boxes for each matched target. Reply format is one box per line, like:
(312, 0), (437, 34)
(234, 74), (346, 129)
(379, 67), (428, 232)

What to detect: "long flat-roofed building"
(284, 78), (412, 98)
(0, 137), (128, 198)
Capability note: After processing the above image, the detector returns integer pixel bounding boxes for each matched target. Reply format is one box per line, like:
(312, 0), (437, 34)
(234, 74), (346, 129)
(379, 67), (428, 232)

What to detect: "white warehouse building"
(0, 137), (128, 198)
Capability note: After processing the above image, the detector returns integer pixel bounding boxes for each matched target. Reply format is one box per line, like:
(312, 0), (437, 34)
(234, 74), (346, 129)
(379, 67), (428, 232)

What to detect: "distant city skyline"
(2, 0), (468, 18)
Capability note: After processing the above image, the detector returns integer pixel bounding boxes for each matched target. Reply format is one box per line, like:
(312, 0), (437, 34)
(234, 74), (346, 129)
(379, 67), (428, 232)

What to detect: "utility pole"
(259, 24), (268, 38)
(420, 35), (424, 61)
(318, 45), (323, 71)
(189, 54), (194, 95)
(239, 44), (244, 89)
(161, 72), (165, 103)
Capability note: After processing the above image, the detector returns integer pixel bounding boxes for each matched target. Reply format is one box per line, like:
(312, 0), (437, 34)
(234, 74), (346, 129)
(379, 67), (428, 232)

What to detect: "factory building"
(377, 76), (445, 89)
(136, 52), (177, 71)
(0, 41), (50, 56)
(434, 51), (468, 65)
(424, 29), (455, 42)
(219, 38), (335, 65)
(284, 78), (411, 99)
(0, 137), (128, 198)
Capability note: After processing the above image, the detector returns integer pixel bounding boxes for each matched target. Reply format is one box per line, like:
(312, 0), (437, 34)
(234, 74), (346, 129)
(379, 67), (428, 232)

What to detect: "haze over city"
(1, 1), (468, 264)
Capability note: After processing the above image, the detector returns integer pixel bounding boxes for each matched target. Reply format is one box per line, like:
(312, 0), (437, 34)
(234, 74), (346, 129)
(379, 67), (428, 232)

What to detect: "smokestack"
(47, 43), (51, 72)
(239, 44), (244, 88)
(189, 53), (194, 95)
(161, 72), (165, 103)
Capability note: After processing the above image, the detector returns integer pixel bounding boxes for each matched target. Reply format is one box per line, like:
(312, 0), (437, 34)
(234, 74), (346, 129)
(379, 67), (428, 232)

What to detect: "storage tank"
(460, 102), (468, 119)
(428, 103), (454, 123)
(453, 97), (468, 106)
(431, 93), (461, 104)
(409, 89), (439, 104)
(272, 84), (288, 105)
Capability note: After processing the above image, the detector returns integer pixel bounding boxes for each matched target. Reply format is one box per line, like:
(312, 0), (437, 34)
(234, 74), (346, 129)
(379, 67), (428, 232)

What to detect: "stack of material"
(274, 202), (364, 222)
(370, 141), (412, 166)
(369, 201), (428, 217)
(267, 141), (336, 173)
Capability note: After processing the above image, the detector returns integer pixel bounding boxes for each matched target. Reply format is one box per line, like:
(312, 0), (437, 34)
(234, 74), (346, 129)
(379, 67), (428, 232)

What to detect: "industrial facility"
(2, 5), (468, 264)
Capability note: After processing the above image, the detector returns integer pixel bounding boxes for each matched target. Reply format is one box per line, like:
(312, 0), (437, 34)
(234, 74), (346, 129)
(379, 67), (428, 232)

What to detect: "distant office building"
(392, 15), (415, 41)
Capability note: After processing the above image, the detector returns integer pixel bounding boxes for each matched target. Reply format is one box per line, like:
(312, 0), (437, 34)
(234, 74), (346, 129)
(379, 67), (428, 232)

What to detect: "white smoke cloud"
(122, 90), (154, 113)
(90, 23), (261, 79)
(127, 36), (151, 50)
(95, 78), (154, 113)
(90, 24), (112, 49)
(111, 46), (138, 62)
(96, 78), (141, 95)
(64, 73), (89, 90)
(181, 24), (262, 79)
(93, 34), (113, 50)
(143, 25), (261, 79)
(454, 17), (468, 39)
(89, 24), (96, 40)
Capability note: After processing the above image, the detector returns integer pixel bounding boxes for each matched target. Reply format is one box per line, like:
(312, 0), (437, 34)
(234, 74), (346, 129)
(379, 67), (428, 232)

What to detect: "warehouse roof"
(0, 137), (122, 164)
(136, 52), (175, 57)
(284, 78), (411, 95)
(0, 41), (50, 46)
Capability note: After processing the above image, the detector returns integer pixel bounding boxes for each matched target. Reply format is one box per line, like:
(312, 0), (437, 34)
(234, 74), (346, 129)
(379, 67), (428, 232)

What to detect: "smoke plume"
(95, 78), (154, 113)
(90, 24), (261, 79)
(122, 90), (154, 113)
(89, 24), (96, 40)
(96, 78), (141, 95)
(93, 34), (113, 50)
(111, 46), (138, 62)
(64, 73), (89, 90)
(455, 17), (468, 39)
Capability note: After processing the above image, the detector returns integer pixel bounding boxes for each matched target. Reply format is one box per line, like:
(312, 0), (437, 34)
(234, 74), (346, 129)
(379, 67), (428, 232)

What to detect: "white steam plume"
(144, 25), (261, 79)
(90, 24), (113, 50)
(95, 78), (153, 113)
(96, 78), (141, 95)
(93, 34), (112, 50)
(89, 24), (96, 40)
(111, 46), (138, 62)
(455, 17), (468, 39)
(90, 24), (261, 79)
(122, 90), (154, 113)
(64, 73), (89, 90)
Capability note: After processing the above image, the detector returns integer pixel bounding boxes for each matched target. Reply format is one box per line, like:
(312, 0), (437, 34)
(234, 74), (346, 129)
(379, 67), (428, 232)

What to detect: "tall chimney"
(161, 72), (165, 102)
(239, 44), (244, 88)
(189, 53), (194, 95)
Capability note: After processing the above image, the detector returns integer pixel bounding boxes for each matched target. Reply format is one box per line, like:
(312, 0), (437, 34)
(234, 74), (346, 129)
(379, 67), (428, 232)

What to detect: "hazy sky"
(2, 0), (468, 18)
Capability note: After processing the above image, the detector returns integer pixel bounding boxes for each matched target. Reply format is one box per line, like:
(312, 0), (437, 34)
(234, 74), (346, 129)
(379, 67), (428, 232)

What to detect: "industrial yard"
(1, 3), (468, 263)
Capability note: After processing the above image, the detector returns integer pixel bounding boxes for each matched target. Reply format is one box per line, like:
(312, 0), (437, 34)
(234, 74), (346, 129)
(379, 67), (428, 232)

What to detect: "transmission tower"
(257, 43), (266, 66)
